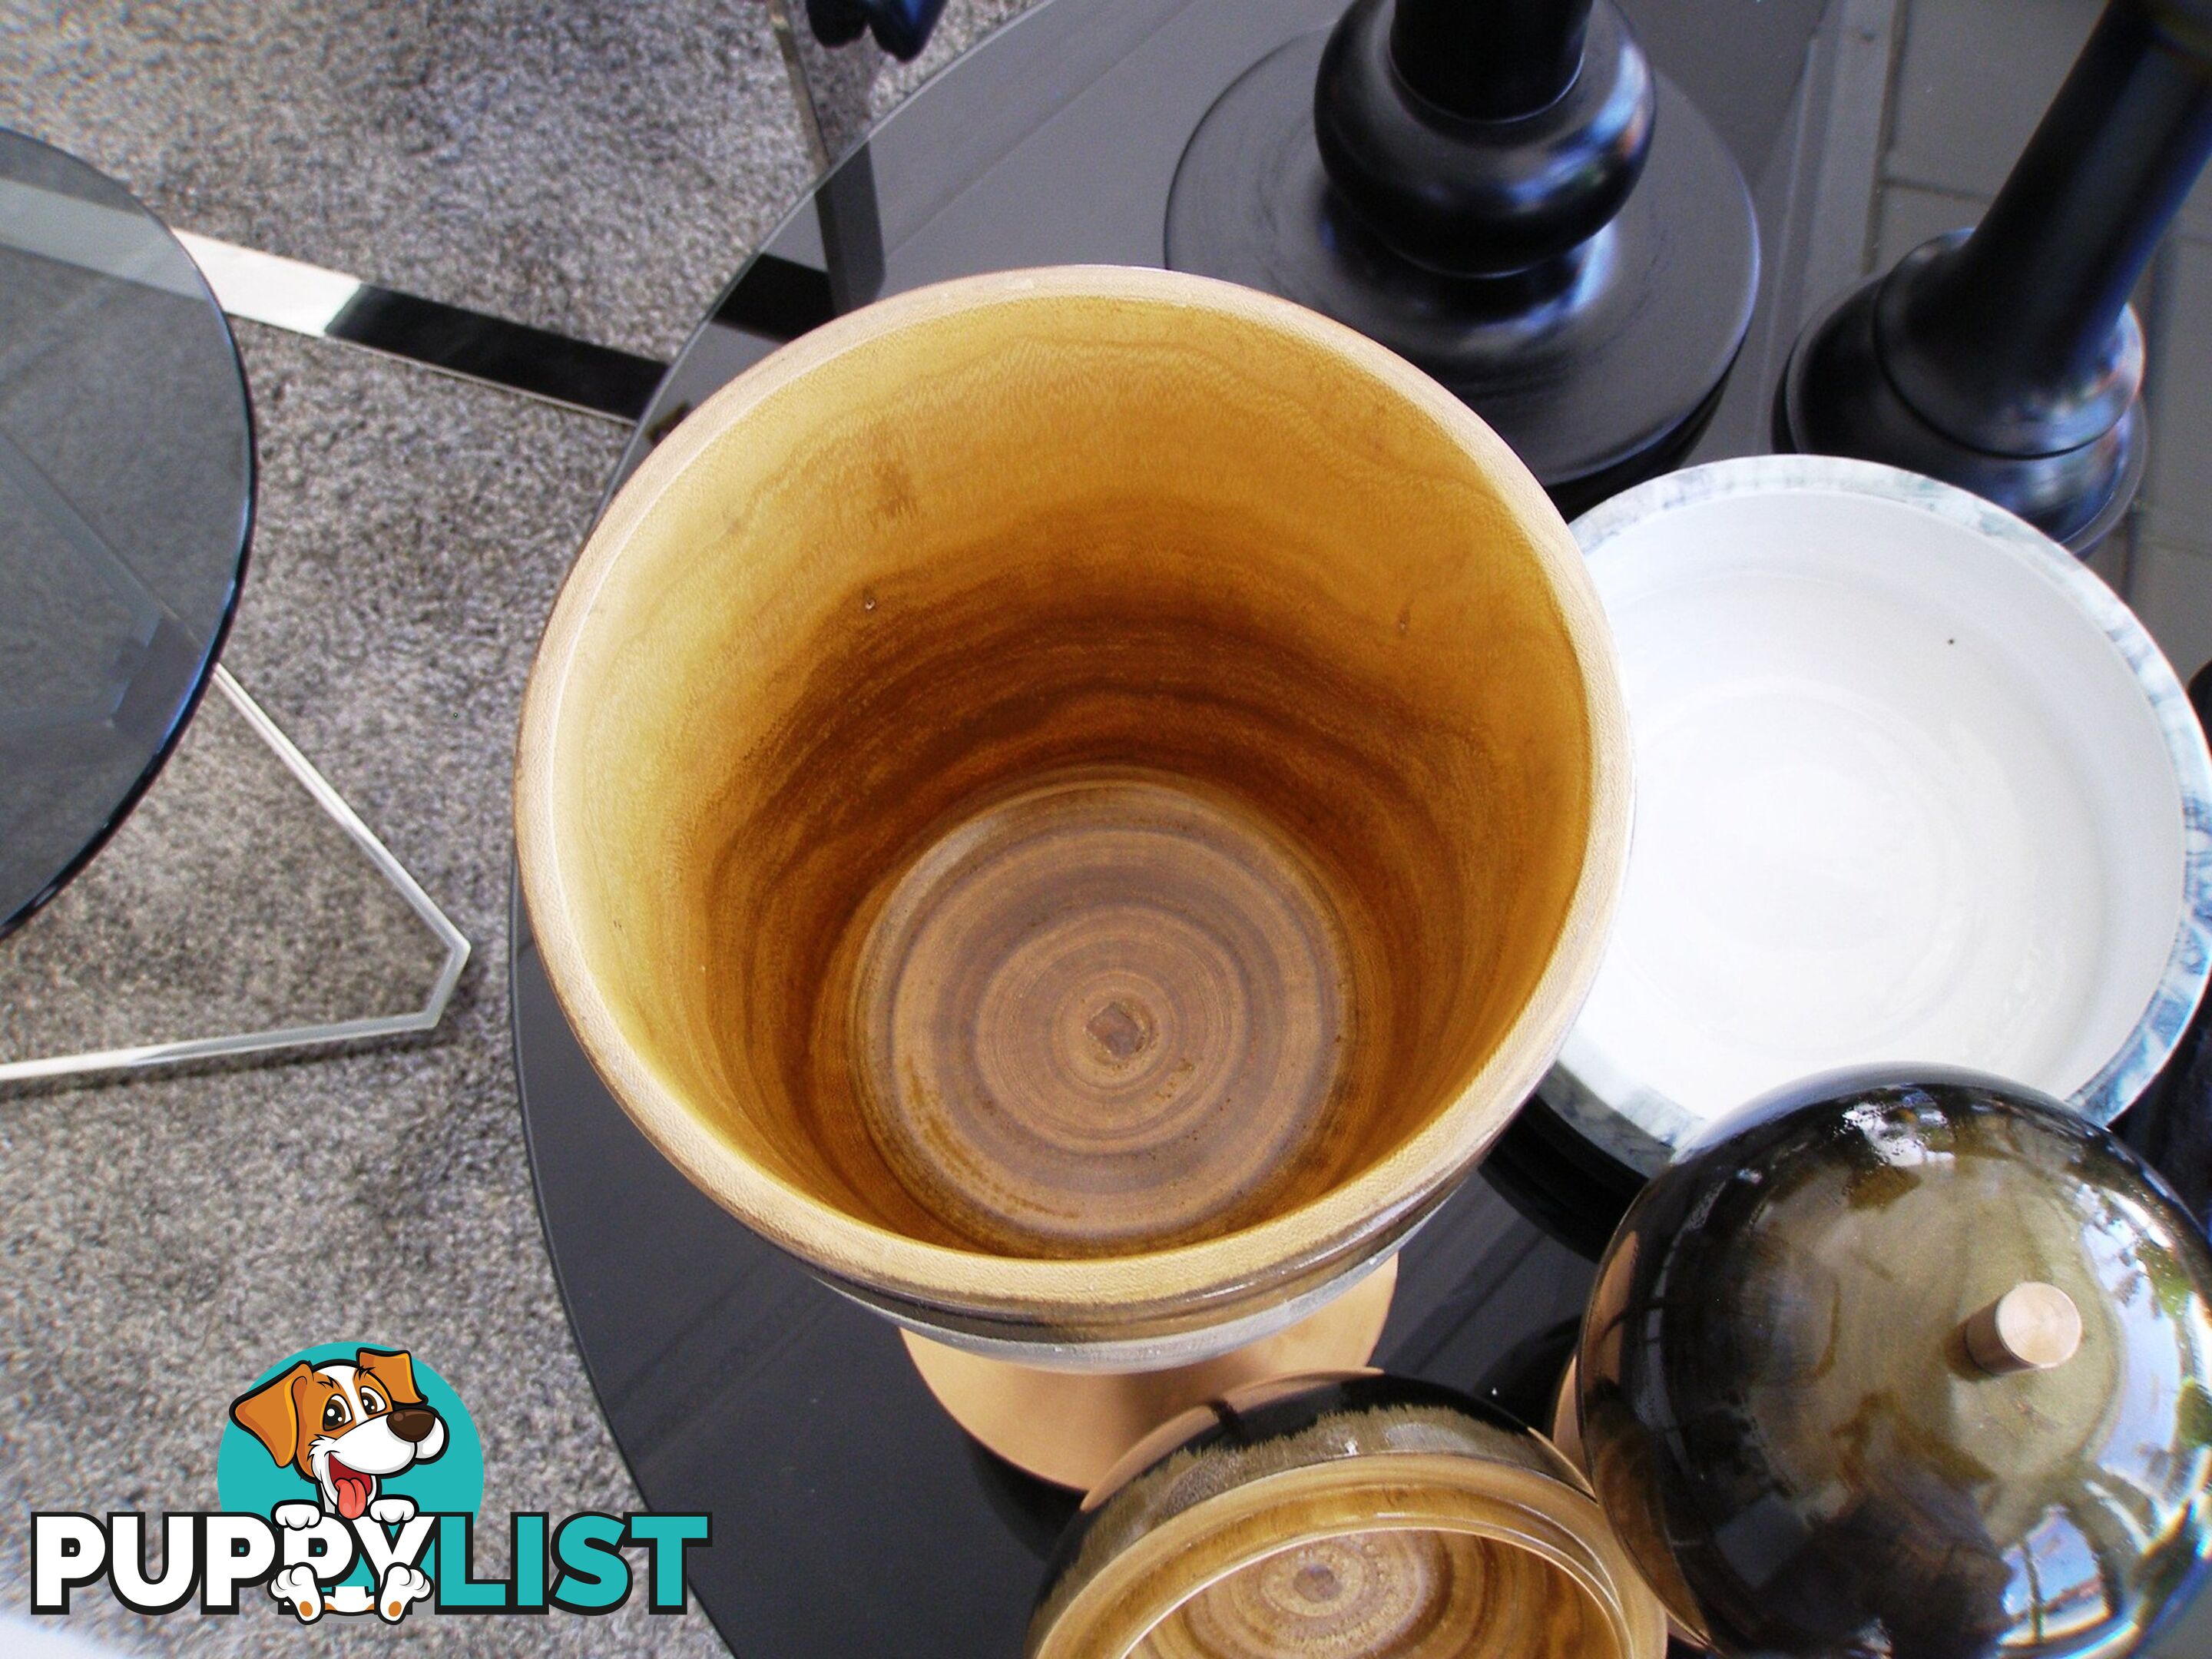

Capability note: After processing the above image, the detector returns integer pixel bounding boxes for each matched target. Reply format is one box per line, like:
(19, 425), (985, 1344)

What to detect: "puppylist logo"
(31, 1342), (707, 1624)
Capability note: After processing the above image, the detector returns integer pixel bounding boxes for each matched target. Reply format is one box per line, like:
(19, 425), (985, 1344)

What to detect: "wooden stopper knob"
(1965, 1283), (2083, 1376)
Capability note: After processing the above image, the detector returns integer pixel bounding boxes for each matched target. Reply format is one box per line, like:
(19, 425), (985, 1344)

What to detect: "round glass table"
(511, 0), (1868, 1650)
(0, 130), (253, 938)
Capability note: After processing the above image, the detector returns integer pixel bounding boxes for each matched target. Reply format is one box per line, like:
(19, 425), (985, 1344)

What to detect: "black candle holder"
(1780, 0), (2212, 554)
(1166, 0), (1760, 515)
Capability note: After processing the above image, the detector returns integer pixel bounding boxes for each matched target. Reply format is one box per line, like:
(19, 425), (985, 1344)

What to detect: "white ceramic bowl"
(1546, 456), (2212, 1173)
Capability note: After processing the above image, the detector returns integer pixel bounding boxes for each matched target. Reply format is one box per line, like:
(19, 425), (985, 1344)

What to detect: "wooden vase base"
(902, 1257), (1399, 1492)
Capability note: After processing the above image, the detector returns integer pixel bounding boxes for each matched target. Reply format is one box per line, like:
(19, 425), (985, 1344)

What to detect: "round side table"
(0, 130), (253, 938)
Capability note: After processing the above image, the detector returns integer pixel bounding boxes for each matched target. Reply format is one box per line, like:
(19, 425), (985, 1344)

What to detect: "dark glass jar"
(1578, 1070), (2212, 1658)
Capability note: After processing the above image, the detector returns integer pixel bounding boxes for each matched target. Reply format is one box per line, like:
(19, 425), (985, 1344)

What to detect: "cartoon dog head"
(230, 1349), (448, 1520)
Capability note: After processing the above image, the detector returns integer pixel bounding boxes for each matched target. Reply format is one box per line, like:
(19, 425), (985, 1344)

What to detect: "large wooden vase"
(515, 267), (1628, 1472)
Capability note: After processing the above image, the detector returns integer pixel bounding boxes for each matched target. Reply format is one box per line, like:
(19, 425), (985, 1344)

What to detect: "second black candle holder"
(1167, 0), (1760, 515)
(1780, 0), (2212, 554)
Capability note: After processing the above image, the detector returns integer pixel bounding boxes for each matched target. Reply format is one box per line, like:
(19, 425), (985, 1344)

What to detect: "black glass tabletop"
(0, 130), (253, 938)
(511, 0), (1866, 1652)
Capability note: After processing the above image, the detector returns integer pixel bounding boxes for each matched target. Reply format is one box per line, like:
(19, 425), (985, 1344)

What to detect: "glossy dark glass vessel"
(1579, 1071), (2212, 1659)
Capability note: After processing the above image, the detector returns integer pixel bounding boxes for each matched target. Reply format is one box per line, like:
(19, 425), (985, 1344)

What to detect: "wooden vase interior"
(541, 285), (1595, 1263)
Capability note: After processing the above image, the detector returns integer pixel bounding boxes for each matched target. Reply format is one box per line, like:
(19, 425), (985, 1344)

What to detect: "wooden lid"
(1577, 1072), (2212, 1656)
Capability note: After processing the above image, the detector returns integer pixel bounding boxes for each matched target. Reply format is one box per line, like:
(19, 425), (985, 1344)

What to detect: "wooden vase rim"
(514, 264), (1631, 1326)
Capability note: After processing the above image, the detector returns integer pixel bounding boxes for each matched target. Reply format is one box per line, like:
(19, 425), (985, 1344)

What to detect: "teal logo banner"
(31, 1341), (707, 1624)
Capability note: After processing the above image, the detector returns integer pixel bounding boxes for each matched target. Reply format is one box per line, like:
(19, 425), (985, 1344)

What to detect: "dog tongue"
(331, 1463), (373, 1520)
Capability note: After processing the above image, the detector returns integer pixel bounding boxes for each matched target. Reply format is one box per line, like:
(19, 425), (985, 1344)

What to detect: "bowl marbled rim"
(1551, 454), (2212, 1174)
